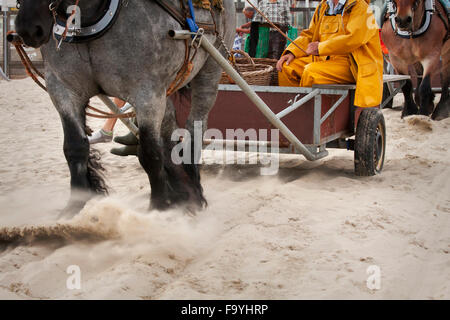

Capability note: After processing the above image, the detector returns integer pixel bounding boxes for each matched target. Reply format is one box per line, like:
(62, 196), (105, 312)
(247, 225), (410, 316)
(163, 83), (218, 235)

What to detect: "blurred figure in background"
(236, 6), (256, 34)
(252, 0), (292, 59)
(234, 6), (256, 57)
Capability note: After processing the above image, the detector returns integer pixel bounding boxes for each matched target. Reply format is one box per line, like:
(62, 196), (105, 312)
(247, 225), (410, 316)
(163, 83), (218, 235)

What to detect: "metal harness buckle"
(191, 28), (204, 49)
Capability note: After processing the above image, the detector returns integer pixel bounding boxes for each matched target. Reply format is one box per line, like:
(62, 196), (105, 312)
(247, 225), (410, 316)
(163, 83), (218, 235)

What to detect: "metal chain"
(217, 34), (241, 74)
(207, 6), (241, 74)
(216, 33), (232, 60)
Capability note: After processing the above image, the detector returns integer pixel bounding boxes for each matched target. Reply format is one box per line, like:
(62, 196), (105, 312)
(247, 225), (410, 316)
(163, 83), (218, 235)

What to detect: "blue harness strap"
(186, 0), (199, 32)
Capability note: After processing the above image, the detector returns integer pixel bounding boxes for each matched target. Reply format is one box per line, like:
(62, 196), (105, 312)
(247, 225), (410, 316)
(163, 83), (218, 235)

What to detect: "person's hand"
(306, 42), (319, 56)
(276, 53), (295, 72)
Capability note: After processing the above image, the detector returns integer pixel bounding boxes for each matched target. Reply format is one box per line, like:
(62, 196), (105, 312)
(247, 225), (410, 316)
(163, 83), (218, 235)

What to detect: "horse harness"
(50, 0), (227, 95)
(49, 0), (218, 43)
(14, 0), (227, 118)
(386, 0), (449, 41)
(52, 0), (120, 45)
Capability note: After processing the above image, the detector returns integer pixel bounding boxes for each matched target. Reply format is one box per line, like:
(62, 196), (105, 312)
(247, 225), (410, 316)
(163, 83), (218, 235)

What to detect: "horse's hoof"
(401, 104), (418, 118)
(149, 197), (172, 211)
(110, 145), (138, 157)
(113, 131), (139, 146)
(418, 108), (432, 116)
(59, 200), (85, 219)
(183, 203), (199, 216)
(431, 100), (450, 121)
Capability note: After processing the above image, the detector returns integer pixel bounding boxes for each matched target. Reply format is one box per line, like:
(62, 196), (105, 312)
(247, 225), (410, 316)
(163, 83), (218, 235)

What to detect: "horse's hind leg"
(135, 91), (195, 211)
(432, 43), (450, 120)
(183, 57), (223, 208)
(46, 74), (107, 216)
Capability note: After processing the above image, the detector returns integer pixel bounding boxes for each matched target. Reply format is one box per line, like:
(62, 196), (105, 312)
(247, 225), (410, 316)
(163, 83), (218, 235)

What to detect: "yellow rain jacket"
(283, 0), (383, 107)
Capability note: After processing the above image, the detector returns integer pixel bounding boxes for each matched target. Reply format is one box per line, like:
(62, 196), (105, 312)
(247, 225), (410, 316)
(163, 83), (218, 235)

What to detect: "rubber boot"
(113, 131), (139, 146)
(110, 145), (138, 157)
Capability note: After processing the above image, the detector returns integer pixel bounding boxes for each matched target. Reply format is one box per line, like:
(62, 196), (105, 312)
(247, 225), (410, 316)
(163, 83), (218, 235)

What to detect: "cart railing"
(169, 29), (333, 161)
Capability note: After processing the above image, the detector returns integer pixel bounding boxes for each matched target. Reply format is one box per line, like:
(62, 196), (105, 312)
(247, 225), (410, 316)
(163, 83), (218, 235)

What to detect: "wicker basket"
(236, 57), (278, 86)
(220, 50), (273, 86)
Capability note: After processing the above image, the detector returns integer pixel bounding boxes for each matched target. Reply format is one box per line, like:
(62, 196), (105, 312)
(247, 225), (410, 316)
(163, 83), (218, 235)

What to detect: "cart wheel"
(354, 108), (386, 176)
(382, 83), (393, 109)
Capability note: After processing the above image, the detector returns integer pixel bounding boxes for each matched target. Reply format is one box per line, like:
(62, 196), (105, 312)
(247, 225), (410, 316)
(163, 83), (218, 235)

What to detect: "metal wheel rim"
(374, 122), (385, 172)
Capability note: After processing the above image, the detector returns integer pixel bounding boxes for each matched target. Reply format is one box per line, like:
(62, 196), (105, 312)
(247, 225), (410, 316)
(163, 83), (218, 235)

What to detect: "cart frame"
(98, 29), (409, 173)
(167, 30), (410, 161)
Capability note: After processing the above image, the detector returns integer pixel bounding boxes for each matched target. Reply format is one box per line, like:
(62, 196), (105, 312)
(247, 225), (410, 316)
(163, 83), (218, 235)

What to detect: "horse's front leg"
(417, 74), (435, 116)
(47, 74), (107, 216)
(390, 55), (418, 118)
(400, 79), (419, 118)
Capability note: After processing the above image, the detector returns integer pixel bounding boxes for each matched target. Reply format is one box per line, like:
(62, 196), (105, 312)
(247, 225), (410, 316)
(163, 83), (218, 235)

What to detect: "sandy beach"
(0, 78), (449, 299)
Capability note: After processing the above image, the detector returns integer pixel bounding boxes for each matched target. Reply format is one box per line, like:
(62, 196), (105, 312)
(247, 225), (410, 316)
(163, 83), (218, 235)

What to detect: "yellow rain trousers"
(279, 0), (383, 107)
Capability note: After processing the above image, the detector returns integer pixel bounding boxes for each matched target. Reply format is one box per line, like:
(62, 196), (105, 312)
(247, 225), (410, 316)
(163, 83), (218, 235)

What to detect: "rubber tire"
(382, 83), (393, 109)
(354, 108), (386, 176)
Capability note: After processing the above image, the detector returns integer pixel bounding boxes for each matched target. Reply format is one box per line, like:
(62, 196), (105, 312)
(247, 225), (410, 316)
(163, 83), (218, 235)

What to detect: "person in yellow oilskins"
(276, 0), (383, 108)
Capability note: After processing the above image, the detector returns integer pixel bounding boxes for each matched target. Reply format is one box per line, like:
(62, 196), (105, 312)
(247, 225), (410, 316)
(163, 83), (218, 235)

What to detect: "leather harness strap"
(166, 39), (194, 96)
(153, 0), (216, 32)
(154, 0), (187, 27)
(159, 0), (220, 96)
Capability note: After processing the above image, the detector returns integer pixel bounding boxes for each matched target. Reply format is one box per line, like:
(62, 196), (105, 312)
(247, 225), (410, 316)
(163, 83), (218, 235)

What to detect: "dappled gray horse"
(13, 0), (235, 214)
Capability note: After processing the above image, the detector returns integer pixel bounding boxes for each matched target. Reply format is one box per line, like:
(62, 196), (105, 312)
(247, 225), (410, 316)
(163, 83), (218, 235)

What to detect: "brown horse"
(381, 0), (449, 120)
